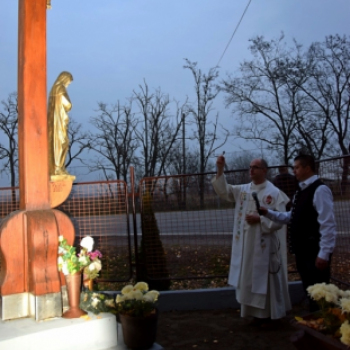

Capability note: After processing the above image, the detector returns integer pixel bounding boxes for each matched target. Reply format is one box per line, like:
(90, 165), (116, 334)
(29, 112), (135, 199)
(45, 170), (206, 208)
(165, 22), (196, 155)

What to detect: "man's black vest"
(289, 179), (323, 255)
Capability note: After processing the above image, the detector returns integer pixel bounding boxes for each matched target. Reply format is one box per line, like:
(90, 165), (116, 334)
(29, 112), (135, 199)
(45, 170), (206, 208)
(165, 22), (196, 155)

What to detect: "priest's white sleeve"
(211, 174), (237, 202)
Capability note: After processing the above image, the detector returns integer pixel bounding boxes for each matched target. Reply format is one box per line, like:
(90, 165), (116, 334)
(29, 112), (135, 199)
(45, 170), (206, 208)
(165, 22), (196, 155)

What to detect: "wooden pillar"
(18, 0), (50, 210)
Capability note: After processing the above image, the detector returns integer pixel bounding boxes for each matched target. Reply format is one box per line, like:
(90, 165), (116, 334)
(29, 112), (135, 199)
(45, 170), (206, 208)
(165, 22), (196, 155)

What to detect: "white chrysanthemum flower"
(121, 285), (134, 295)
(325, 283), (340, 294)
(133, 290), (144, 300)
(134, 282), (149, 292)
(308, 283), (339, 304)
(80, 236), (94, 252)
(144, 290), (160, 302)
(307, 283), (329, 301)
(105, 299), (115, 308)
(57, 256), (64, 265)
(143, 294), (154, 302)
(125, 290), (143, 301)
(116, 294), (127, 303)
(340, 298), (350, 313)
(324, 291), (339, 304)
(341, 290), (350, 298)
(79, 256), (89, 266)
(58, 235), (64, 242)
(142, 291), (159, 303)
(91, 297), (100, 308)
(95, 259), (102, 271)
(89, 259), (102, 272)
(340, 321), (350, 345)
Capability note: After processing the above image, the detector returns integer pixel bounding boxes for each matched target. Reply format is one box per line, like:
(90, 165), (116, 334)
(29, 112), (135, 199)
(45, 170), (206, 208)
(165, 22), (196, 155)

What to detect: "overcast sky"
(0, 0), (349, 183)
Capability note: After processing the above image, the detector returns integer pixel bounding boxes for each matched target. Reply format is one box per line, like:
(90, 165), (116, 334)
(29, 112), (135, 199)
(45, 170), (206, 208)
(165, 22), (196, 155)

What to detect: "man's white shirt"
(265, 175), (336, 260)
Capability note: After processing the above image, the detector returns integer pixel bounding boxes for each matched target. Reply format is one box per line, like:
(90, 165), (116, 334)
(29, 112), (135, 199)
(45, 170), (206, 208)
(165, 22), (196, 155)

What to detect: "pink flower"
(89, 250), (102, 260)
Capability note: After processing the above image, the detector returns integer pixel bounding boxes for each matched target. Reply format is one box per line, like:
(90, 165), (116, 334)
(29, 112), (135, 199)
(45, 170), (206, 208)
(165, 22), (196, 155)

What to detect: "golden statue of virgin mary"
(48, 71), (73, 177)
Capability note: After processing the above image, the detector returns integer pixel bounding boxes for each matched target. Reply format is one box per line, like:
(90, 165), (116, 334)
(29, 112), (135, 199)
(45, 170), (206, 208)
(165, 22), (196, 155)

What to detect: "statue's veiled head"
(54, 71), (74, 88)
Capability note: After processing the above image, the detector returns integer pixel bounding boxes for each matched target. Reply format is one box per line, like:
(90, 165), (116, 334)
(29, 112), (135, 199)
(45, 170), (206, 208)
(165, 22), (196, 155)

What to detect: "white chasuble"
(212, 175), (291, 319)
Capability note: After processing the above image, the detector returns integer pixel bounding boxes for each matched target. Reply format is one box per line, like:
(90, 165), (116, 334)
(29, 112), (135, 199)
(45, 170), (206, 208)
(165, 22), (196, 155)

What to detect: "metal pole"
(182, 113), (186, 209)
(182, 113), (186, 174)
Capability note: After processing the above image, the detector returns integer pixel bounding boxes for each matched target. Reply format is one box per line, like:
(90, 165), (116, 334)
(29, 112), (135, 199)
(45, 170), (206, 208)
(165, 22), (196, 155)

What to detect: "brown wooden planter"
(290, 318), (348, 350)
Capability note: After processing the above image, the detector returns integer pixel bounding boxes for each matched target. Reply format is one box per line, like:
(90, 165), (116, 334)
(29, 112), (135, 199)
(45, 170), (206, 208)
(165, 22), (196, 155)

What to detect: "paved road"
(73, 200), (350, 238)
(73, 209), (234, 238)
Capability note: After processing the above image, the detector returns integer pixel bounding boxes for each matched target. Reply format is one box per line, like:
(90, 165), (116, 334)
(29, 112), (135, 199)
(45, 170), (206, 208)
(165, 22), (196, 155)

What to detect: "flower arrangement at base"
(115, 282), (160, 317)
(58, 235), (102, 277)
(80, 291), (116, 315)
(295, 283), (350, 346)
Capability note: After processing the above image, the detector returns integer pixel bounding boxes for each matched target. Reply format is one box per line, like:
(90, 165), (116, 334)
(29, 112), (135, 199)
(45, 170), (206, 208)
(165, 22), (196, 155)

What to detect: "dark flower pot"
(119, 310), (158, 349)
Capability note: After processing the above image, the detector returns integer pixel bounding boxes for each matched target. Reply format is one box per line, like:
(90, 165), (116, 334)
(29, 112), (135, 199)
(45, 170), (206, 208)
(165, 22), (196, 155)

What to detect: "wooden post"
(18, 0), (50, 210)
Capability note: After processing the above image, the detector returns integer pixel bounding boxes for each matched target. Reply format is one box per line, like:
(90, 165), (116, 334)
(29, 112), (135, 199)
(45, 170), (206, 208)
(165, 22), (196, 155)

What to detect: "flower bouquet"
(295, 283), (350, 346)
(57, 235), (102, 277)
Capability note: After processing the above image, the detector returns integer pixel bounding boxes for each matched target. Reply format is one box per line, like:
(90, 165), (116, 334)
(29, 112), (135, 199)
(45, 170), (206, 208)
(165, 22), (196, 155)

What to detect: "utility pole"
(181, 113), (186, 209)
(182, 113), (186, 175)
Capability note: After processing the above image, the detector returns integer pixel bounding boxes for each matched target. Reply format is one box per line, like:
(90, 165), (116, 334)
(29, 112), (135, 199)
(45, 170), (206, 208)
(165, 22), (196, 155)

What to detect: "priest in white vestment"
(212, 157), (291, 322)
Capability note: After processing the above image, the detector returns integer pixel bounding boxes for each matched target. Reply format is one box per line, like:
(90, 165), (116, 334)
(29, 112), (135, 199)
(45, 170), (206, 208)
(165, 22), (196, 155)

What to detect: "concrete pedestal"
(0, 312), (118, 350)
(0, 312), (163, 350)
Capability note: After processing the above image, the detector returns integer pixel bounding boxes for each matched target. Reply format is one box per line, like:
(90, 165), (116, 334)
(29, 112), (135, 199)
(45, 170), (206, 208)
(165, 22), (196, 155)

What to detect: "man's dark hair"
(260, 159), (268, 169)
(294, 154), (316, 172)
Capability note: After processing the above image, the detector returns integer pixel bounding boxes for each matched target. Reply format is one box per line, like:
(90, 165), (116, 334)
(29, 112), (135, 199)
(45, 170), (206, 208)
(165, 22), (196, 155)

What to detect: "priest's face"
(249, 159), (267, 184)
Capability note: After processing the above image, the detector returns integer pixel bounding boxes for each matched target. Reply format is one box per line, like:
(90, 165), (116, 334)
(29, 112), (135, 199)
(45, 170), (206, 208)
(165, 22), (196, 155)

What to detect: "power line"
(216, 0), (252, 67)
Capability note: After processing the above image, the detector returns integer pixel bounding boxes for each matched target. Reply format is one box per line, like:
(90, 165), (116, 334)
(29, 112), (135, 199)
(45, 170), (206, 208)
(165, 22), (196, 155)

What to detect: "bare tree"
(303, 35), (350, 190)
(221, 34), (348, 164)
(280, 45), (332, 160)
(184, 59), (229, 207)
(298, 35), (350, 157)
(65, 117), (91, 171)
(88, 101), (138, 181)
(0, 92), (18, 189)
(133, 81), (184, 178)
(221, 35), (304, 165)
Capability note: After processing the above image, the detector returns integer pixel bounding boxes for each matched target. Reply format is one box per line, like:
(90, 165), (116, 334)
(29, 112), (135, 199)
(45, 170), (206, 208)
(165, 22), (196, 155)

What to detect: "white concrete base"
(0, 312), (118, 350)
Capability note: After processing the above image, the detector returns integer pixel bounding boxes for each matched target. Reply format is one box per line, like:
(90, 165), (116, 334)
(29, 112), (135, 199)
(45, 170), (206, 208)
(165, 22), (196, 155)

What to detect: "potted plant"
(57, 235), (102, 318)
(115, 282), (160, 349)
(291, 283), (350, 349)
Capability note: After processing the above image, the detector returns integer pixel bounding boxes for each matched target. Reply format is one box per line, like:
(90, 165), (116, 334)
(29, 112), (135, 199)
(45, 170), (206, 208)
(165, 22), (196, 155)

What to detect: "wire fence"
(0, 155), (349, 289)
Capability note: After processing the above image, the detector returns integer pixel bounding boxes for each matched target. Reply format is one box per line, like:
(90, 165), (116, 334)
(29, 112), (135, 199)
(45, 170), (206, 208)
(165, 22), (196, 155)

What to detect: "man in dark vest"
(260, 154), (336, 311)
